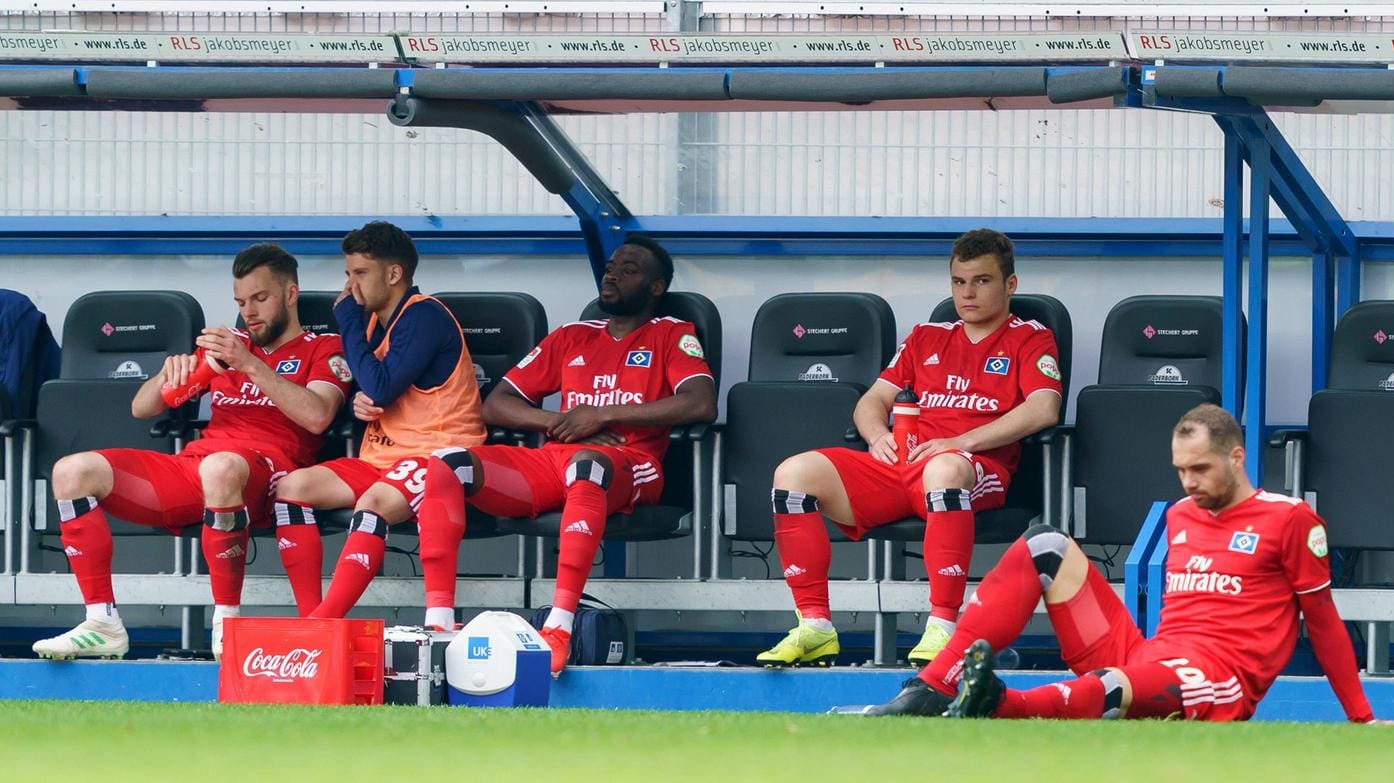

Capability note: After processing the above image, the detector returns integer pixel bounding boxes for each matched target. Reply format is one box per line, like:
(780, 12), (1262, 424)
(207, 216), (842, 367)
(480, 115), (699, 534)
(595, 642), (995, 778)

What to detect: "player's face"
(1172, 432), (1243, 510)
(344, 252), (399, 311)
(598, 245), (661, 316)
(233, 267), (294, 348)
(950, 254), (1017, 326)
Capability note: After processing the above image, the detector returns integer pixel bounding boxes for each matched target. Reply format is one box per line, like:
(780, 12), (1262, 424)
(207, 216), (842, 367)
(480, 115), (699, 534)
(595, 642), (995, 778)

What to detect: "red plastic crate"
(218, 617), (384, 705)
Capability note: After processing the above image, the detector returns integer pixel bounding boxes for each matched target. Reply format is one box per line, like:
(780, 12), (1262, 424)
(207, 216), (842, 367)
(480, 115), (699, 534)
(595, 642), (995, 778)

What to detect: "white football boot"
(32, 619), (130, 660)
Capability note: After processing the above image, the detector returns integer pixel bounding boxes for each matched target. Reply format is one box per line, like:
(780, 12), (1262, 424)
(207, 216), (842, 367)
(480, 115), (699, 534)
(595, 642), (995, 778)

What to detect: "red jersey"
(877, 316), (1061, 473)
(503, 317), (713, 461)
(1151, 491), (1333, 711)
(184, 330), (353, 468)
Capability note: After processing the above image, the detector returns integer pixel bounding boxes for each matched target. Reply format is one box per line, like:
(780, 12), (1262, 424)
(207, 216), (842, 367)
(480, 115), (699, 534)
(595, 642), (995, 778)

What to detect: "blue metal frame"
(1123, 500), (1170, 632)
(1245, 130), (1271, 487)
(1143, 524), (1170, 637)
(1220, 127), (1244, 414)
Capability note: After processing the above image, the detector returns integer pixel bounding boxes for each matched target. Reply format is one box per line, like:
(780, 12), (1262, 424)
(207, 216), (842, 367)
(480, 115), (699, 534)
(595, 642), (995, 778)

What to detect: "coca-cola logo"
(241, 647), (323, 681)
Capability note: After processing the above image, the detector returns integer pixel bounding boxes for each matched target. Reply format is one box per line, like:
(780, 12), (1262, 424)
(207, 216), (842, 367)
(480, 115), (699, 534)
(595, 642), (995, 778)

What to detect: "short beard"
(1194, 468), (1238, 510)
(598, 290), (648, 317)
(251, 309), (290, 348)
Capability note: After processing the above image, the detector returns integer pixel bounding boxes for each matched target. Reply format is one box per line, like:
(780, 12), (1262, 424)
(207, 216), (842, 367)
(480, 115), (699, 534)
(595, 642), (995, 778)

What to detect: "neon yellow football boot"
(757, 617), (839, 667)
(907, 622), (952, 668)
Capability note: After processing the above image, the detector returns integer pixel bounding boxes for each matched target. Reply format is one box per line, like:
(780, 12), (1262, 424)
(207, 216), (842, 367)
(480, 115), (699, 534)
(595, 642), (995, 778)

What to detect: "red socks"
(920, 535), (1043, 694)
(273, 501), (323, 616)
(771, 490), (831, 621)
(310, 511), (386, 618)
(552, 461), (610, 612)
(996, 676), (1107, 719)
(57, 497), (115, 605)
(418, 451), (471, 612)
(924, 489), (974, 623)
(201, 506), (249, 607)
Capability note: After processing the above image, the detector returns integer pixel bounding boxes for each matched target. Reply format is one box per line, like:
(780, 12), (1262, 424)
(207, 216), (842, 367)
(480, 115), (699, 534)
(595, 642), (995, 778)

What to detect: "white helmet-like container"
(444, 611), (551, 707)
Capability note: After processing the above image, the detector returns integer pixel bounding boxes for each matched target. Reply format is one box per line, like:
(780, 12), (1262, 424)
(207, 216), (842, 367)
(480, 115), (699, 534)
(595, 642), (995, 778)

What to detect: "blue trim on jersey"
(333, 286), (462, 406)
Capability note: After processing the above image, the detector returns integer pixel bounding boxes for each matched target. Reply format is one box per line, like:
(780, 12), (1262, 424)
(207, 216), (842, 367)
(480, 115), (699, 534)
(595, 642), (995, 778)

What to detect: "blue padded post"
(1220, 125), (1245, 415)
(1123, 501), (1170, 631)
(1245, 130), (1271, 487)
(1313, 250), (1335, 393)
(1144, 519), (1170, 636)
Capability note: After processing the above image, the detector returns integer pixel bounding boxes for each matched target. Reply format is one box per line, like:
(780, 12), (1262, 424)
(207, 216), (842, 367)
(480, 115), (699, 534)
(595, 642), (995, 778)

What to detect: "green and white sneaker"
(757, 619), (840, 667)
(907, 622), (952, 668)
(32, 619), (130, 660)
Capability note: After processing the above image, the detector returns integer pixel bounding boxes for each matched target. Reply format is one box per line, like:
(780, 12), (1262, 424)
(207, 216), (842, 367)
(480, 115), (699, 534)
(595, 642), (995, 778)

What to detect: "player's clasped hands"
(548, 405), (613, 444)
(159, 353), (202, 389)
(352, 391), (384, 422)
(907, 438), (965, 464)
(194, 326), (255, 373)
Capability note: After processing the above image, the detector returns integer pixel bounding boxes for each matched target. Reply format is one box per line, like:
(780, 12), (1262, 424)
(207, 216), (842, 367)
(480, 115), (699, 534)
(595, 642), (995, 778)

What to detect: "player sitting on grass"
(864, 404), (1384, 723)
(32, 245), (351, 660)
(759, 228), (1061, 668)
(417, 236), (717, 675)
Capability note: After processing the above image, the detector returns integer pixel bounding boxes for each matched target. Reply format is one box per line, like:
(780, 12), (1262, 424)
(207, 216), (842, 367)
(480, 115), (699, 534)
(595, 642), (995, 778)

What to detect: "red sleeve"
(306, 335), (353, 399)
(502, 328), (565, 404)
(1299, 588), (1375, 722)
(877, 328), (918, 391)
(664, 324), (713, 392)
(1282, 504), (1334, 595)
(1016, 328), (1063, 398)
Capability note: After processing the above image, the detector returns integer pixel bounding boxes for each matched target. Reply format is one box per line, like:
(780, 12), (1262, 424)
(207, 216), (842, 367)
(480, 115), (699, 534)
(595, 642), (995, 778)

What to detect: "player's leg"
(312, 463), (419, 619)
(869, 524), (1120, 715)
(272, 465), (359, 616)
(909, 450), (979, 666)
(197, 450), (266, 659)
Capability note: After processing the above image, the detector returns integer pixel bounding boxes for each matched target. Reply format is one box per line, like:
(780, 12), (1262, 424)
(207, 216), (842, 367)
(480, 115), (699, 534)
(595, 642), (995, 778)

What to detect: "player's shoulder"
(649, 315), (698, 333)
(1006, 316), (1055, 337)
(558, 319), (610, 332)
(1253, 490), (1319, 525)
(906, 319), (961, 340)
(302, 330), (344, 351)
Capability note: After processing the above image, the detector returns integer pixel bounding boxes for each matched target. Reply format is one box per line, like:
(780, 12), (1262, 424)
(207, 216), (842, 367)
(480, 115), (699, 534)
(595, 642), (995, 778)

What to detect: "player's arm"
(912, 388), (1060, 459)
(334, 298), (450, 407)
(1298, 587), (1376, 722)
(196, 327), (343, 434)
(482, 380), (561, 432)
(855, 380), (900, 464)
(548, 376), (717, 443)
(130, 353), (200, 419)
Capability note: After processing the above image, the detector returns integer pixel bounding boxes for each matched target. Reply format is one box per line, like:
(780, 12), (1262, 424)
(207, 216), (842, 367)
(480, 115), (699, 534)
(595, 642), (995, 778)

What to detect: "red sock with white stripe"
(57, 496), (116, 609)
(550, 460), (610, 627)
(310, 511), (386, 619)
(201, 505), (249, 609)
(771, 489), (832, 623)
(923, 488), (974, 623)
(273, 500), (323, 616)
(418, 450), (472, 624)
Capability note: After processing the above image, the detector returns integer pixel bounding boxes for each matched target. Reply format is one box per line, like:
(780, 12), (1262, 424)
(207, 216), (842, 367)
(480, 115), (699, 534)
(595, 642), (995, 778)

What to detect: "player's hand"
(160, 353), (201, 388)
(868, 432), (899, 464)
(907, 437), (967, 464)
(195, 326), (256, 374)
(335, 278), (365, 307)
(575, 428), (626, 447)
(547, 405), (609, 443)
(352, 392), (384, 422)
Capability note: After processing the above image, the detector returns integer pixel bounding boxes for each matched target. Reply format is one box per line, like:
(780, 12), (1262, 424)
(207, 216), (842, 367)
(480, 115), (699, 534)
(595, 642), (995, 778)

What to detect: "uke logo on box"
(241, 647), (323, 682)
(468, 636), (493, 660)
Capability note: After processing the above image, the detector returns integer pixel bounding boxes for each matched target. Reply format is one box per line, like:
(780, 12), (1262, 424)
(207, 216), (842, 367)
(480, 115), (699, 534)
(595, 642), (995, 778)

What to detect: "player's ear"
(387, 263), (404, 286)
(285, 281), (300, 308)
(1005, 272), (1018, 295)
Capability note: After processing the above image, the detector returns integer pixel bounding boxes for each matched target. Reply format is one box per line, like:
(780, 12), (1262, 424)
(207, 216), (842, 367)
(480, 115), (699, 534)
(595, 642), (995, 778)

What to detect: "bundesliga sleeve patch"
(516, 345), (542, 369)
(1307, 524), (1328, 558)
(678, 333), (705, 359)
(1037, 354), (1062, 381)
(327, 354), (353, 383)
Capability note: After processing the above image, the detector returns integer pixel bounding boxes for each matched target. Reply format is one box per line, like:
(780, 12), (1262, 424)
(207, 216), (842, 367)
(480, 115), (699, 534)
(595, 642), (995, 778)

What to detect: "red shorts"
(812, 447), (1010, 539)
(1051, 579), (1254, 721)
(464, 443), (663, 518)
(95, 447), (285, 532)
(317, 456), (429, 512)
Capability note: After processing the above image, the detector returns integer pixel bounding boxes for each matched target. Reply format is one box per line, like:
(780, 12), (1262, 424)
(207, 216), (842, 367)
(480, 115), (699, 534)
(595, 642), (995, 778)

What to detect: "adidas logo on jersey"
(345, 552), (372, 570)
(568, 355), (586, 367)
(216, 544), (246, 560)
(63, 545), (82, 557)
(1171, 530), (1187, 545)
(783, 564), (807, 578)
(563, 520), (593, 536)
(924, 353), (941, 365)
(936, 564), (966, 577)
(277, 538), (296, 551)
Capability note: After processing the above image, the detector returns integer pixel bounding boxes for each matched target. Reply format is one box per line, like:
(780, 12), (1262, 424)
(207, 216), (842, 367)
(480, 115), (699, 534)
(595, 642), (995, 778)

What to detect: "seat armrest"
(0, 418), (36, 436)
(328, 417), (357, 440)
(1024, 426), (1065, 446)
(1269, 428), (1307, 448)
(670, 423), (710, 442)
(844, 427), (864, 444)
(488, 427), (532, 445)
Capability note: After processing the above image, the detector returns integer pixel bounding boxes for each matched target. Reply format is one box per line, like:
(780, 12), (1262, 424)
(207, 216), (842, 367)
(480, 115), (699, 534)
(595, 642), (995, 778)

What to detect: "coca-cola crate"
(219, 617), (384, 706)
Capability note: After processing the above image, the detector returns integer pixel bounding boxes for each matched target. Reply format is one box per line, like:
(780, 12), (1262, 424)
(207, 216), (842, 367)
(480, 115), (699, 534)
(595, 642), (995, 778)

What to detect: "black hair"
(341, 221), (419, 283)
(232, 243), (299, 283)
(951, 228), (1015, 279)
(621, 235), (674, 293)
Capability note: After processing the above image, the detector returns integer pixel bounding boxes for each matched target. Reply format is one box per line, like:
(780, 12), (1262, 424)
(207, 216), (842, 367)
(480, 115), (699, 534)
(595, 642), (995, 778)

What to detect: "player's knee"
(355, 483), (411, 525)
(431, 446), (478, 493)
(272, 467), (315, 501)
(1087, 668), (1128, 719)
(773, 452), (831, 493)
(565, 454), (613, 490)
(52, 452), (107, 498)
(198, 451), (250, 487)
(920, 453), (974, 491)
(1023, 523), (1073, 589)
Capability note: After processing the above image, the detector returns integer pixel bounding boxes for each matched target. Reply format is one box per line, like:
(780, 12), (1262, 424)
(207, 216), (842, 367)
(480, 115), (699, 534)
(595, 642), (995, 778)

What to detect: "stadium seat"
(25, 291), (205, 558)
(716, 293), (897, 563)
(1067, 295), (1239, 544)
(863, 294), (1074, 545)
(500, 291), (721, 548)
(0, 289), (60, 573)
(1277, 301), (1394, 552)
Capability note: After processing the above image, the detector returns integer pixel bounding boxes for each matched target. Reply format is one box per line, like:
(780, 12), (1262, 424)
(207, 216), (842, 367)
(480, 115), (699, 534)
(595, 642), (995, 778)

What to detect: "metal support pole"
(20, 436), (34, 574)
(1221, 125), (1245, 416)
(1312, 250), (1335, 393)
(1337, 253), (1361, 317)
(1245, 132), (1272, 487)
(1368, 622), (1391, 675)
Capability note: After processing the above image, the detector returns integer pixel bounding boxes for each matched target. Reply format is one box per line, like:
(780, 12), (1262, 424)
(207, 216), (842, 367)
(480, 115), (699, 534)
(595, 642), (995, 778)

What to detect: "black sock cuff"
(771, 489), (819, 514)
(927, 488), (972, 512)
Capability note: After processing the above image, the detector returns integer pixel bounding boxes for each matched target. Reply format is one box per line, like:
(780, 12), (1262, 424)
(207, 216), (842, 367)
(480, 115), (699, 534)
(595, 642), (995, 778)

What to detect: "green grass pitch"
(2, 700), (1384, 782)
